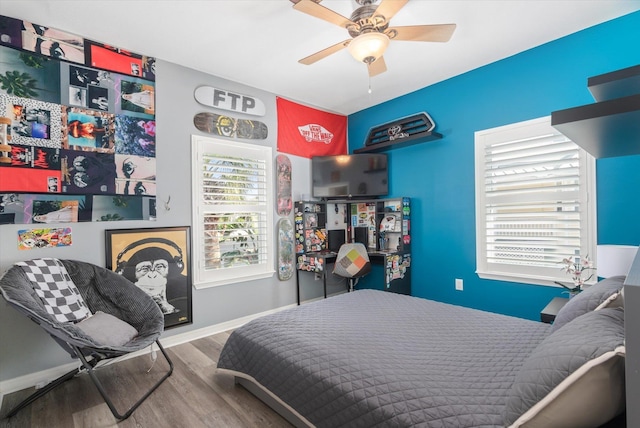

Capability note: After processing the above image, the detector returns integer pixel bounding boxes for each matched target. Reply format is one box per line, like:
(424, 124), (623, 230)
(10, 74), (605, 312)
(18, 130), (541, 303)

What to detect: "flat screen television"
(311, 154), (389, 199)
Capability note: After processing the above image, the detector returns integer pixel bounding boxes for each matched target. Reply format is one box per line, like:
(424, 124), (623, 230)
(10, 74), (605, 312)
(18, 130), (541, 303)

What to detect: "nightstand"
(540, 297), (569, 324)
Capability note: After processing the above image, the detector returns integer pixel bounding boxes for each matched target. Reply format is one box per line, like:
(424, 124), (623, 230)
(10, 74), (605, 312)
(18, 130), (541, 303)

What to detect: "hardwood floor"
(0, 332), (293, 428)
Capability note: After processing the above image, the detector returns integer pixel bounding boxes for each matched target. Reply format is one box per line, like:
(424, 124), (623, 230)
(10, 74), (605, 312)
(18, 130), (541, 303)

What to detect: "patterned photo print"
(115, 115), (155, 157)
(0, 45), (62, 104)
(119, 79), (155, 116)
(0, 94), (62, 147)
(62, 107), (115, 152)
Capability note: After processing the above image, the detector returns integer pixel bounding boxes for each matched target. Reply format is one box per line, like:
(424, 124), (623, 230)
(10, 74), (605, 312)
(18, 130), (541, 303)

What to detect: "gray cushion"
(504, 307), (625, 427)
(550, 275), (625, 332)
(76, 311), (138, 347)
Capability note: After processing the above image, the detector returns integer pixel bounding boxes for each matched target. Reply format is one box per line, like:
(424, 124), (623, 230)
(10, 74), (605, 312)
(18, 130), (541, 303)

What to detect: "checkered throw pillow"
(16, 258), (91, 323)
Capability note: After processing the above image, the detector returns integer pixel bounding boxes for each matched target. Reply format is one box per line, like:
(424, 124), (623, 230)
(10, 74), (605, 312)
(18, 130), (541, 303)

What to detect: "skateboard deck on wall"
(277, 217), (295, 281)
(193, 112), (268, 140)
(276, 154), (292, 216)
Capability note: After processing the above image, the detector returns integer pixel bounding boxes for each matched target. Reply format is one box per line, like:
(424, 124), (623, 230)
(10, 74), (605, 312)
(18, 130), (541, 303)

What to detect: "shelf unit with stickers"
(294, 197), (412, 302)
(349, 197), (412, 295)
(294, 201), (329, 273)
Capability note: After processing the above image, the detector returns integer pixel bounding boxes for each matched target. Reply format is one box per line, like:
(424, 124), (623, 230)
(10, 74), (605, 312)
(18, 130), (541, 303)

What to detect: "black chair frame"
(5, 340), (173, 420)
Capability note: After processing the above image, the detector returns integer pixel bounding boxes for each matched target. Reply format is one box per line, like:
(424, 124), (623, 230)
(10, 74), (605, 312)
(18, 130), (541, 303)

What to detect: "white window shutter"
(475, 117), (596, 286)
(192, 135), (274, 288)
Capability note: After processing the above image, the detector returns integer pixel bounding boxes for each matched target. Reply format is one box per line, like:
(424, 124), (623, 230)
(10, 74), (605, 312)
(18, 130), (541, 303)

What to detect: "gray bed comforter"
(217, 290), (551, 427)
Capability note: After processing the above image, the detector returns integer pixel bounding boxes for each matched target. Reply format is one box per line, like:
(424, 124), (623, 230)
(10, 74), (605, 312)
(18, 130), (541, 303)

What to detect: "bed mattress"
(217, 290), (551, 427)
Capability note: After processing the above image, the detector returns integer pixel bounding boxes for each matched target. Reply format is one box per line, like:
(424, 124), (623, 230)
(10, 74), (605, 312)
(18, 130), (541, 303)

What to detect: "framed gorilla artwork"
(105, 226), (192, 329)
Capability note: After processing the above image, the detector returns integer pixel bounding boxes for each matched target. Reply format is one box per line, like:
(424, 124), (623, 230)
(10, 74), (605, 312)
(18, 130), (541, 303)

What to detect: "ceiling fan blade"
(299, 40), (351, 65)
(374, 0), (409, 22)
(388, 24), (456, 42)
(368, 56), (387, 77)
(293, 0), (354, 28)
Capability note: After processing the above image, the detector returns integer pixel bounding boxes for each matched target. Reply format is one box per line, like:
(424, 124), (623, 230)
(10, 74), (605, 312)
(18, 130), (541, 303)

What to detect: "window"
(192, 135), (274, 288)
(474, 116), (596, 286)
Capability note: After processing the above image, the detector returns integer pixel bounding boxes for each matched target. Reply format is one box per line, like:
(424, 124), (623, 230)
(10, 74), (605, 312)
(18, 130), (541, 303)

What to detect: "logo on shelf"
(387, 125), (409, 141)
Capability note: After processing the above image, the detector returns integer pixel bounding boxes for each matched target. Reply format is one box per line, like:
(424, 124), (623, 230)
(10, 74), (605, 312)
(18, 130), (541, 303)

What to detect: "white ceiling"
(2, 0), (640, 115)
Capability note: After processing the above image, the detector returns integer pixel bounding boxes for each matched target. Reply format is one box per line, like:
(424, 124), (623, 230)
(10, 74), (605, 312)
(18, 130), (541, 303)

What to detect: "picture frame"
(105, 226), (192, 329)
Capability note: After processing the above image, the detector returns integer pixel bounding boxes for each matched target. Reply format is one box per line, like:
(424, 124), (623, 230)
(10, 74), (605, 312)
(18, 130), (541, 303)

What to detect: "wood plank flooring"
(0, 332), (293, 428)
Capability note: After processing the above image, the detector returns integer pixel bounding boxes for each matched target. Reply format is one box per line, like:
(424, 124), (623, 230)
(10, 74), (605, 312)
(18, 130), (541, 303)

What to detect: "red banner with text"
(276, 97), (347, 158)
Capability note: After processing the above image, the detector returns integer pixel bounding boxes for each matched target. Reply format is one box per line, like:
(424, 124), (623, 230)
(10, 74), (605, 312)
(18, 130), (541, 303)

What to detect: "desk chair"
(333, 243), (371, 292)
(0, 258), (173, 420)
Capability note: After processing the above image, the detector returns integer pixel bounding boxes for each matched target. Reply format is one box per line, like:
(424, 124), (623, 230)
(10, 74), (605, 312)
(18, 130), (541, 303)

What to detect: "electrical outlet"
(455, 278), (463, 291)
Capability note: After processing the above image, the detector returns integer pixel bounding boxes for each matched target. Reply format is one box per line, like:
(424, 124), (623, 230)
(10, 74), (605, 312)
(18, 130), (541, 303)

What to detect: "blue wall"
(348, 11), (640, 320)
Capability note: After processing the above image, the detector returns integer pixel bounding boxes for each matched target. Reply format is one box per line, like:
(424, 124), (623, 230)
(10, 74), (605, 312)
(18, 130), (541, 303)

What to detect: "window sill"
(194, 270), (275, 289)
(477, 270), (597, 288)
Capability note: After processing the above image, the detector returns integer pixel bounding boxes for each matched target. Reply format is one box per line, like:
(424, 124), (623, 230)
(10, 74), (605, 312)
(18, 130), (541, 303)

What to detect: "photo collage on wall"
(0, 15), (157, 225)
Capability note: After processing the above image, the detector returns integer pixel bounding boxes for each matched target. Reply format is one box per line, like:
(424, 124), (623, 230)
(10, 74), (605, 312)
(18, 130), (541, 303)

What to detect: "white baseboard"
(0, 302), (297, 410)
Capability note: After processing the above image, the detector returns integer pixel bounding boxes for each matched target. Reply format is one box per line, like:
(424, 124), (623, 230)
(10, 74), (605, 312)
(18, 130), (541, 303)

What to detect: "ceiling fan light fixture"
(348, 32), (389, 64)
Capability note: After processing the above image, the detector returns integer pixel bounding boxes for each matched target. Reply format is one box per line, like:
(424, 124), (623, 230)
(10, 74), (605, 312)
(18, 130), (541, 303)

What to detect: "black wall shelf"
(551, 94), (640, 159)
(551, 65), (640, 159)
(354, 131), (443, 153)
(588, 64), (640, 102)
(355, 112), (442, 153)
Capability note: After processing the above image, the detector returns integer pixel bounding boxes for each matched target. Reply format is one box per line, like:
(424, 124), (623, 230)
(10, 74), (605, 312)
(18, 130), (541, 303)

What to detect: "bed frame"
(234, 375), (311, 428)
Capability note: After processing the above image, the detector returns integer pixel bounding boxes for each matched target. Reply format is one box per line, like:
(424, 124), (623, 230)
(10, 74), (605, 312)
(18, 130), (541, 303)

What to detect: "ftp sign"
(194, 86), (266, 116)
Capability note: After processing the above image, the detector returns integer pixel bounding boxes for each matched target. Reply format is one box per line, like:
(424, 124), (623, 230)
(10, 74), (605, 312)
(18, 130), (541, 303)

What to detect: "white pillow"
(594, 288), (624, 311)
(504, 307), (626, 428)
(508, 347), (625, 428)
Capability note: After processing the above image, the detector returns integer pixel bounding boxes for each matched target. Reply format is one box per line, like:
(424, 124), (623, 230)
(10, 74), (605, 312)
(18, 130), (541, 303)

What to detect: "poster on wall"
(62, 107), (116, 151)
(0, 46), (61, 104)
(19, 21), (85, 64)
(0, 94), (63, 147)
(105, 227), (192, 329)
(115, 115), (155, 157)
(117, 78), (155, 118)
(0, 192), (154, 224)
(86, 40), (156, 81)
(0, 14), (158, 224)
(114, 154), (156, 196)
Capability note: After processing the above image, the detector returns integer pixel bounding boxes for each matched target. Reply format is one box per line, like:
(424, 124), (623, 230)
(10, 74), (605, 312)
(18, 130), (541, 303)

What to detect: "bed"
(217, 277), (627, 428)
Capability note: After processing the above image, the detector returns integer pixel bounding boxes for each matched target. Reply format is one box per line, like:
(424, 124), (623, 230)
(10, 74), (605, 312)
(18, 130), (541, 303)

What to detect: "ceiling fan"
(292, 0), (456, 77)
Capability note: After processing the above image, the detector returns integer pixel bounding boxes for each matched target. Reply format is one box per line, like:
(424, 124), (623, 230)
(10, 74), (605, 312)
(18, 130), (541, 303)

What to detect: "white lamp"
(348, 32), (390, 64)
(596, 245), (639, 278)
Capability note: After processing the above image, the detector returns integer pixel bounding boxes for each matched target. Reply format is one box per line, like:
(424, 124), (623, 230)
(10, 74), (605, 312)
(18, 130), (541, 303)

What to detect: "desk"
(296, 252), (336, 305)
(296, 250), (411, 305)
(540, 297), (569, 323)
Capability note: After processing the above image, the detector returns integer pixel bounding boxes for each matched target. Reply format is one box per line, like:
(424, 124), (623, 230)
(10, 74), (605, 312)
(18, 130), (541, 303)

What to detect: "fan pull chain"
(368, 74), (372, 94)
